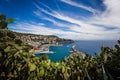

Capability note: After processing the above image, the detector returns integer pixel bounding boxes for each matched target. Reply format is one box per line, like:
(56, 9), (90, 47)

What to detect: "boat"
(69, 51), (73, 53)
(67, 45), (69, 47)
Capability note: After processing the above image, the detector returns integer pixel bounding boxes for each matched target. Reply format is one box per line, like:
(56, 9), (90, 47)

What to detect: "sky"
(0, 0), (120, 40)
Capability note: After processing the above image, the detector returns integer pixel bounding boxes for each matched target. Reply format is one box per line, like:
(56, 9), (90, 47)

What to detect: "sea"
(35, 40), (117, 62)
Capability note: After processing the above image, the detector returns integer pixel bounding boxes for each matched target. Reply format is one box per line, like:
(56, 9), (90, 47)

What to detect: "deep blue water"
(75, 40), (117, 55)
(35, 40), (117, 62)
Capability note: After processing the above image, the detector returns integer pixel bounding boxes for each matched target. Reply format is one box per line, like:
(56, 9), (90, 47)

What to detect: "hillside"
(14, 31), (74, 47)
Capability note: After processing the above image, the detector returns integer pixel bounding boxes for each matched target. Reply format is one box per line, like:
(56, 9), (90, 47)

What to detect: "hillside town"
(15, 32), (74, 53)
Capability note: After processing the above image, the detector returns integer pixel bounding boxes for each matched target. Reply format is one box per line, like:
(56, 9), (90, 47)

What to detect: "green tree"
(0, 14), (14, 29)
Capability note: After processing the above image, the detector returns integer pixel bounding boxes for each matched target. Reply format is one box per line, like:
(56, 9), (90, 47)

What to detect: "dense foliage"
(0, 14), (120, 80)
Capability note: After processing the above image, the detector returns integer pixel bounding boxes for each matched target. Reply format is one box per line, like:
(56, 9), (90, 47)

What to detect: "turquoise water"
(35, 40), (117, 62)
(35, 43), (73, 62)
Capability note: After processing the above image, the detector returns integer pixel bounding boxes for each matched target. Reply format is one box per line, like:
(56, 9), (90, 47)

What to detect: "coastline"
(14, 31), (74, 54)
(34, 44), (63, 54)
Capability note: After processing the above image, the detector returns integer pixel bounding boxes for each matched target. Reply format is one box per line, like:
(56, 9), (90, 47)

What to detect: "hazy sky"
(0, 0), (120, 40)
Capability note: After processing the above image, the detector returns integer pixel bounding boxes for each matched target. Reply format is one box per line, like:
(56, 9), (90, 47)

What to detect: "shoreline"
(34, 44), (63, 54)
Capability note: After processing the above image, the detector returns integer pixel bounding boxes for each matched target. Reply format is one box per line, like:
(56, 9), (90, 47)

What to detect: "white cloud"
(9, 20), (119, 40)
(43, 17), (70, 28)
(90, 0), (120, 28)
(34, 4), (107, 34)
(60, 0), (99, 14)
(10, 0), (120, 40)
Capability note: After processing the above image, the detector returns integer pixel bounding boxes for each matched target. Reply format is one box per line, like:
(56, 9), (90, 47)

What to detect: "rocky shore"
(71, 45), (86, 58)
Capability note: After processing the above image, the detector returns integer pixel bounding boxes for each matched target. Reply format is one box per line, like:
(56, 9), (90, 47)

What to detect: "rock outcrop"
(71, 45), (86, 58)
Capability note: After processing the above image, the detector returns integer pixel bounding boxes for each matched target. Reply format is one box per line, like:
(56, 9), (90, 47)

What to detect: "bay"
(35, 40), (117, 62)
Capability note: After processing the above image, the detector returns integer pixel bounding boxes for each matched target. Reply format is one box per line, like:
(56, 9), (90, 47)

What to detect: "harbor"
(34, 44), (62, 54)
